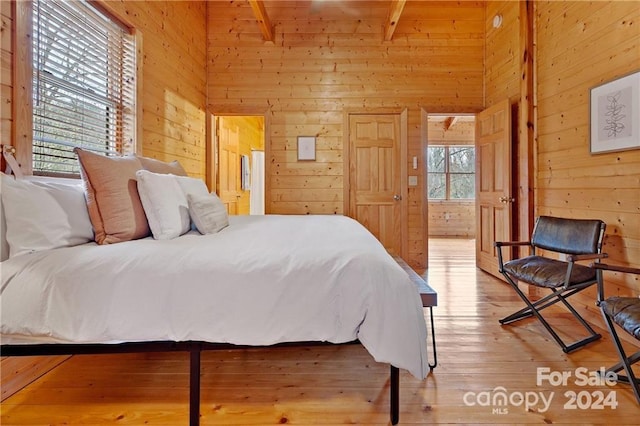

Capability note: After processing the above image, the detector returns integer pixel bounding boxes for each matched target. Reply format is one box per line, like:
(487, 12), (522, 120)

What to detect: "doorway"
(425, 114), (477, 265)
(214, 115), (265, 215)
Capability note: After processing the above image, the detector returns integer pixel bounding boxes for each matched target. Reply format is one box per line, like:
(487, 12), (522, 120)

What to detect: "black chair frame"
(495, 216), (607, 353)
(595, 263), (640, 405)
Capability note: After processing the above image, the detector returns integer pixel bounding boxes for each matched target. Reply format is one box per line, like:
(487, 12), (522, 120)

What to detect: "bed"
(1, 176), (430, 425)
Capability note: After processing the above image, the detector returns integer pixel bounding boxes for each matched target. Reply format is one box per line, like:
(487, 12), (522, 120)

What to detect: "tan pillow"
(75, 148), (150, 244)
(137, 155), (187, 176)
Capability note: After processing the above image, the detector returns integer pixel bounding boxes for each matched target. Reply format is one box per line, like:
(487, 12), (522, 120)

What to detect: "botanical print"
(597, 86), (632, 141)
(590, 71), (640, 154)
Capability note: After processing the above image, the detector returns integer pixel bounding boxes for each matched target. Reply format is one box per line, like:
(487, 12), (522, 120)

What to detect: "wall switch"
(408, 175), (418, 187)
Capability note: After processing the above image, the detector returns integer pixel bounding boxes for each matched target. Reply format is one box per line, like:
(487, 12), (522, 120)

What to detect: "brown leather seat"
(595, 263), (640, 404)
(600, 297), (640, 340)
(504, 255), (596, 289)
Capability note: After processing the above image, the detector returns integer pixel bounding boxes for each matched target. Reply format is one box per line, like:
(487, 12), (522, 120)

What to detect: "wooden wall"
(484, 1), (520, 107)
(427, 118), (476, 237)
(428, 201), (475, 237)
(207, 0), (485, 268)
(1, 1), (12, 147)
(485, 1), (640, 325)
(535, 1), (640, 303)
(104, 0), (208, 178)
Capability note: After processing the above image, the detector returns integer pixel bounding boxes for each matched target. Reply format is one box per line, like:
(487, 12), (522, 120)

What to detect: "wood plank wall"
(427, 119), (475, 237)
(1, 1), (12, 146)
(535, 1), (640, 308)
(207, 0), (485, 268)
(485, 1), (640, 323)
(0, 0), (208, 400)
(485, 1), (520, 107)
(105, 0), (208, 179)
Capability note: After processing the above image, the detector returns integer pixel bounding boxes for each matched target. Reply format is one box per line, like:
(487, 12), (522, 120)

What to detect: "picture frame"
(590, 70), (640, 154)
(297, 136), (316, 161)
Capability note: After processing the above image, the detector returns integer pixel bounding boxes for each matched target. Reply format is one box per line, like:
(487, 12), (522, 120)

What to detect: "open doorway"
(213, 115), (265, 215)
(425, 114), (476, 263)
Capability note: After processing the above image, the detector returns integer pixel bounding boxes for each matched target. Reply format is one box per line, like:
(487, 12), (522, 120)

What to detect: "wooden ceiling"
(428, 115), (475, 131)
(247, 0), (407, 42)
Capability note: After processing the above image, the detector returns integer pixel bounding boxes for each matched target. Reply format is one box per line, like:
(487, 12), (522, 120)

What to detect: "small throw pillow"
(0, 174), (94, 257)
(136, 170), (190, 240)
(75, 148), (149, 244)
(137, 155), (188, 176)
(187, 193), (229, 234)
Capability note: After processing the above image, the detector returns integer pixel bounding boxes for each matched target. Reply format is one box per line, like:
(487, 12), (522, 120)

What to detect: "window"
(427, 146), (475, 200)
(32, 0), (136, 175)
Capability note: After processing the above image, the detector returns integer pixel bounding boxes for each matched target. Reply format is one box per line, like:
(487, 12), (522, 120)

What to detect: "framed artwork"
(297, 136), (316, 161)
(590, 71), (640, 154)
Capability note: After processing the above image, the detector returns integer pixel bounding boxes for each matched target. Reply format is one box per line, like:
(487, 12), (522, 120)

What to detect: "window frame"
(13, 0), (141, 177)
(427, 145), (476, 201)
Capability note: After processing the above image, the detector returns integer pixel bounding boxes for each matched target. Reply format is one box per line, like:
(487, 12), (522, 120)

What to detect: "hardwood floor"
(2, 238), (639, 424)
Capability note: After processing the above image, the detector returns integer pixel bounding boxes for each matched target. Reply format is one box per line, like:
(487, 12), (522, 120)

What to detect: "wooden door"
(476, 100), (513, 279)
(217, 117), (241, 214)
(349, 113), (405, 256)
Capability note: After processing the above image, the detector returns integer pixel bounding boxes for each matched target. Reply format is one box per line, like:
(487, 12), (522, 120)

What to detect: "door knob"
(499, 196), (514, 203)
(393, 194), (402, 201)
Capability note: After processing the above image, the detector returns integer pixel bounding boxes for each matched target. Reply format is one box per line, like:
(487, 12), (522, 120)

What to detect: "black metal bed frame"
(1, 252), (436, 424)
(1, 339), (402, 425)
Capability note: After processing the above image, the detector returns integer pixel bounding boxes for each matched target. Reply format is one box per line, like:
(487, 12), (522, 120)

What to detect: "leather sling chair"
(594, 263), (640, 404)
(495, 216), (607, 353)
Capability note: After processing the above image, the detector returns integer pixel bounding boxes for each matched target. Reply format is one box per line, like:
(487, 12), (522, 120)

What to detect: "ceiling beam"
(444, 116), (459, 131)
(383, 0), (407, 41)
(248, 0), (274, 42)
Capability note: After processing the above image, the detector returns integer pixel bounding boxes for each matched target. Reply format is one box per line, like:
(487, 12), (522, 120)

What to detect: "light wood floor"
(2, 238), (639, 424)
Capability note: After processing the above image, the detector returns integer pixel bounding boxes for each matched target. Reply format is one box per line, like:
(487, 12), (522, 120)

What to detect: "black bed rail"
(1, 339), (401, 425)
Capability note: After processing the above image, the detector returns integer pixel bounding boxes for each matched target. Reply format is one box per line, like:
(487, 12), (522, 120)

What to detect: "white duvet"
(1, 215), (428, 379)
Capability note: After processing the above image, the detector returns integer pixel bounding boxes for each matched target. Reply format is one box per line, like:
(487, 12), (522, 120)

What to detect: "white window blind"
(32, 0), (136, 176)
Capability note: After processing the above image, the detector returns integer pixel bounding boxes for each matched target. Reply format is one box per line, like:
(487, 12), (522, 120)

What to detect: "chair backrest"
(531, 216), (605, 255)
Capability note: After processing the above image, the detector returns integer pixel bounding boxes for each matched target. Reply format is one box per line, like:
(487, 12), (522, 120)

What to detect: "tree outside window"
(31, 0), (136, 176)
(427, 146), (475, 200)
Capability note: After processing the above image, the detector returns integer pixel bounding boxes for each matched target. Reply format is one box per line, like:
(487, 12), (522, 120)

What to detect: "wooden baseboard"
(1, 355), (71, 401)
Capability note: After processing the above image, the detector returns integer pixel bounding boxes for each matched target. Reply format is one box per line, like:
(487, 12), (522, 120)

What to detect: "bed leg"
(190, 346), (201, 426)
(390, 365), (399, 425)
(428, 306), (438, 370)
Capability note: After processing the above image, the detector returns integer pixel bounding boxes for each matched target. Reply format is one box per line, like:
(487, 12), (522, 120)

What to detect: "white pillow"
(135, 170), (209, 240)
(187, 193), (229, 234)
(136, 170), (187, 240)
(174, 175), (210, 199)
(0, 174), (94, 258)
